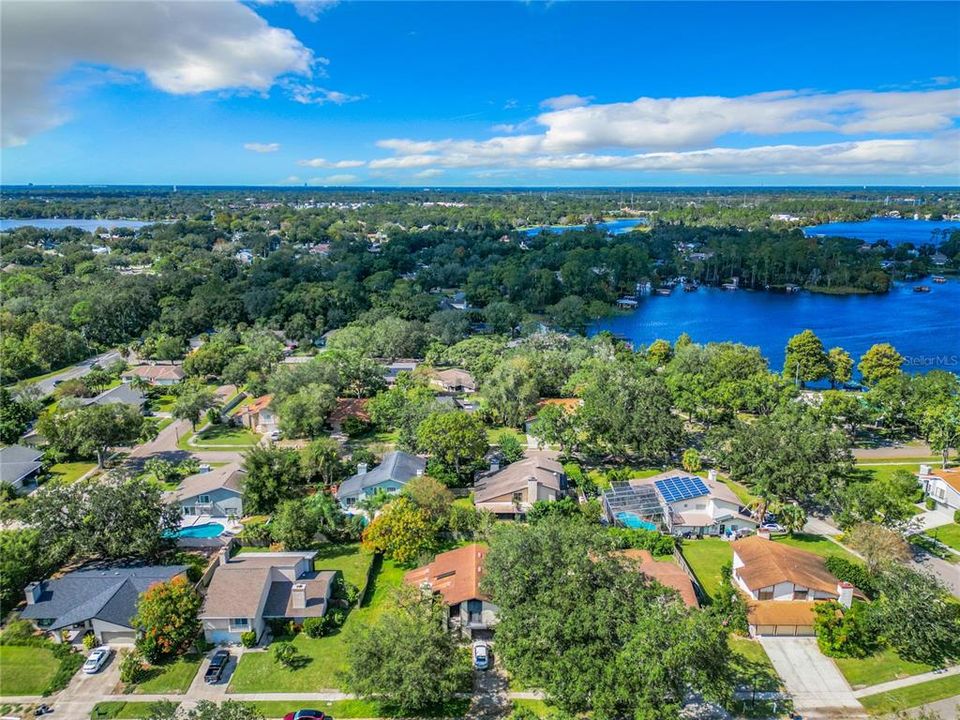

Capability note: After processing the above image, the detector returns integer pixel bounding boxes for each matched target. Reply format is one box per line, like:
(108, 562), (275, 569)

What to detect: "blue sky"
(1, 1), (958, 186)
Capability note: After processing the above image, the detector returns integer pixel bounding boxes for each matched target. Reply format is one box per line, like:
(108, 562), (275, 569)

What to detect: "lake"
(589, 279), (960, 376)
(0, 218), (159, 232)
(803, 217), (959, 246)
(524, 218), (647, 236)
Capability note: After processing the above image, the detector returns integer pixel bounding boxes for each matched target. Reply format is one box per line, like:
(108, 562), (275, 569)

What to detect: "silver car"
(82, 646), (111, 674)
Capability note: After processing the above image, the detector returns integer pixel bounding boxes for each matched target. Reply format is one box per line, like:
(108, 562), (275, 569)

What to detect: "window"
(467, 599), (483, 625)
(229, 618), (249, 631)
(758, 588), (774, 601)
(198, 495), (211, 504)
(793, 588), (809, 600)
(512, 491), (523, 506)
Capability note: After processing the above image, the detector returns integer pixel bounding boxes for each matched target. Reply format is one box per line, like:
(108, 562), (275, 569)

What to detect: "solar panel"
(654, 476), (708, 504)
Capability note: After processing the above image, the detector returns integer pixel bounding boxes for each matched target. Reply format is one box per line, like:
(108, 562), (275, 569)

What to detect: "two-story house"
(473, 454), (568, 519)
(166, 463), (245, 520)
(917, 464), (960, 511)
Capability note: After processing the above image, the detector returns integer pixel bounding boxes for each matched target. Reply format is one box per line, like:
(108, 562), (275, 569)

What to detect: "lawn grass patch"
(312, 543), (375, 589)
(718, 477), (759, 506)
(923, 523), (960, 553)
(247, 698), (471, 719)
(833, 646), (934, 689)
(486, 426), (525, 445)
(773, 533), (861, 565)
(729, 636), (781, 692)
(858, 673), (960, 715)
(678, 538), (732, 603)
(178, 424), (259, 450)
(125, 656), (201, 694)
(48, 461), (97, 484)
(0, 645), (59, 696)
(92, 701), (179, 719)
(510, 699), (554, 718)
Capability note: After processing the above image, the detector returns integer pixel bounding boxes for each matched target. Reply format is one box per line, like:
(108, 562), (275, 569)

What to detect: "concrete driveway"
(52, 647), (123, 719)
(759, 637), (866, 719)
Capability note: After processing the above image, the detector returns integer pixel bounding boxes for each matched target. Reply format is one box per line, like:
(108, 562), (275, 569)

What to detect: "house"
(431, 368), (477, 394)
(166, 462), (245, 519)
(122, 364), (186, 386)
(473, 453), (567, 518)
(242, 395), (278, 435)
(622, 470), (758, 537)
(731, 535), (861, 637)
(79, 383), (146, 411)
(404, 544), (498, 638)
(336, 451), (426, 508)
(20, 565), (187, 644)
(328, 398), (370, 434)
(0, 445), (43, 489)
(931, 252), (949, 266)
(200, 549), (337, 645)
(524, 398), (582, 437)
(383, 361), (419, 385)
(615, 549), (699, 608)
(917, 464), (960, 511)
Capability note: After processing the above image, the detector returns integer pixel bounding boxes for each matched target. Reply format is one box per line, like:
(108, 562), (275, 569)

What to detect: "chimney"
(416, 468), (424, 477)
(291, 583), (307, 610)
(218, 547), (230, 566)
(707, 469), (718, 483)
(920, 464), (931, 476)
(837, 581), (854, 609)
(527, 478), (539, 503)
(24, 581), (42, 605)
(357, 463), (368, 475)
(489, 459), (500, 473)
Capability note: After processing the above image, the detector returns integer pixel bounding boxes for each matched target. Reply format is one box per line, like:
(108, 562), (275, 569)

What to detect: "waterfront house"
(405, 544), (498, 639)
(336, 450), (426, 508)
(0, 444), (43, 489)
(200, 549), (337, 645)
(917, 464), (960, 511)
(166, 462), (245, 520)
(122, 364), (185, 386)
(20, 565), (187, 645)
(473, 453), (567, 518)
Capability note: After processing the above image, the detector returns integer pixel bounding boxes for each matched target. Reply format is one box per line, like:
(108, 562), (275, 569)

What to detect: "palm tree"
(778, 503), (808, 535)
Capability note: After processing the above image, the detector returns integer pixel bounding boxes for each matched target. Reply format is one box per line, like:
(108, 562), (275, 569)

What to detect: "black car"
(204, 650), (230, 684)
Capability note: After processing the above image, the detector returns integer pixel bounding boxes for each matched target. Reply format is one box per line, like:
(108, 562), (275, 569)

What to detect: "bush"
(240, 630), (258, 648)
(813, 600), (876, 658)
(206, 408), (222, 425)
(47, 644), (84, 696)
(82, 632), (98, 650)
(302, 617), (326, 639)
(825, 556), (877, 599)
(273, 641), (299, 668)
(498, 432), (525, 463)
(926, 497), (937, 510)
(327, 607), (346, 629)
(238, 519), (273, 547)
(119, 649), (149, 684)
(341, 416), (372, 437)
(954, 509), (960, 524)
(609, 527), (677, 556)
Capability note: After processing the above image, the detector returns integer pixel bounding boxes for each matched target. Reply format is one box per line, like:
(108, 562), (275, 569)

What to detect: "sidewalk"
(852, 664), (960, 699)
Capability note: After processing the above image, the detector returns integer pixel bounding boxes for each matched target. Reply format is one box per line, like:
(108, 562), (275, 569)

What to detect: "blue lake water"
(524, 218), (647, 236)
(803, 218), (959, 246)
(589, 279), (960, 376)
(0, 218), (159, 232)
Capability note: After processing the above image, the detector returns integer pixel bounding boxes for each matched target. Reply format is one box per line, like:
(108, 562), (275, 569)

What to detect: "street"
(26, 350), (122, 397)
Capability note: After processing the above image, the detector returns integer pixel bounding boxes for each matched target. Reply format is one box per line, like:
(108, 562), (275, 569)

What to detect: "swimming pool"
(615, 512), (657, 531)
(174, 522), (225, 539)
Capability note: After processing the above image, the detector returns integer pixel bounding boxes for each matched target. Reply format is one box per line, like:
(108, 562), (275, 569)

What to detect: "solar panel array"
(654, 476), (709, 503)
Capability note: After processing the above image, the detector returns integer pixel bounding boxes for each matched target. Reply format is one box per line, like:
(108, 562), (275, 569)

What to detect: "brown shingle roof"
(404, 543), (490, 606)
(329, 397), (370, 424)
(166, 462), (244, 503)
(616, 549), (699, 608)
(124, 365), (185, 381)
(732, 536), (843, 596)
(245, 395), (274, 415)
(473, 454), (565, 504)
(263, 572), (337, 618)
(434, 368), (475, 387)
(747, 599), (820, 627)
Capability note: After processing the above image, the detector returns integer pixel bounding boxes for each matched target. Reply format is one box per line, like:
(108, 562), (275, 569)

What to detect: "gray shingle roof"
(20, 566), (186, 630)
(166, 463), (245, 503)
(337, 451), (425, 500)
(79, 384), (146, 409)
(0, 445), (43, 485)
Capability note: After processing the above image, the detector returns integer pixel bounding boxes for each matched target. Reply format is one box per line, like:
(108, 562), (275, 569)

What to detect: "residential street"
(27, 350), (122, 397)
(123, 418), (246, 472)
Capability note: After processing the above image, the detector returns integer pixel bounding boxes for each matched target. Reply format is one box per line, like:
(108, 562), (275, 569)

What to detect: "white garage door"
(100, 631), (136, 644)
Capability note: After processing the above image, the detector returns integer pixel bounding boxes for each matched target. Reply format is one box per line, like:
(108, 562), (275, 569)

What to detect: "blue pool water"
(615, 512), (657, 531)
(174, 522), (225, 539)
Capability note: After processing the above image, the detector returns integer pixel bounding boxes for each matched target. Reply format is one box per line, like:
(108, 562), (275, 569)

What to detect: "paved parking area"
(759, 637), (866, 719)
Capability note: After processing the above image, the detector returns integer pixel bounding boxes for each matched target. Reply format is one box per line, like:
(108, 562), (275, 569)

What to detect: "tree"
(922, 397), (960, 468)
(144, 458), (180, 486)
(0, 387), (32, 444)
(858, 343), (904, 386)
(482, 517), (732, 718)
(402, 475), (454, 524)
(38, 403), (157, 467)
(681, 449), (701, 473)
(300, 437), (346, 487)
(818, 390), (867, 438)
(775, 503), (807, 534)
(361, 497), (436, 565)
(827, 347), (854, 388)
(146, 700), (265, 720)
(277, 383), (336, 438)
(646, 339), (673, 367)
(415, 411), (488, 485)
(837, 470), (918, 530)
(134, 576), (202, 663)
(25, 475), (181, 563)
(172, 387), (217, 431)
(845, 523), (910, 574)
(270, 495), (350, 550)
(341, 587), (471, 713)
(813, 600), (875, 658)
(528, 403), (578, 454)
(0, 530), (49, 613)
(783, 330), (830, 386)
(498, 432), (525, 463)
(481, 358), (539, 427)
(241, 446), (305, 514)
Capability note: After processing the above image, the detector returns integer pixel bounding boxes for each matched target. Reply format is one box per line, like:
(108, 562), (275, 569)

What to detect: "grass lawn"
(854, 462), (923, 483)
(909, 533), (960, 563)
(91, 702), (179, 719)
(126, 656), (201, 694)
(228, 557), (406, 692)
(833, 646), (934, 689)
(312, 543), (375, 589)
(730, 636), (781, 691)
(179, 424), (259, 450)
(719, 477), (759, 506)
(773, 533), (862, 565)
(924, 523), (960, 553)
(511, 699), (554, 718)
(247, 698), (471, 719)
(0, 645), (58, 696)
(48, 461), (97, 484)
(486, 426), (525, 445)
(154, 417), (174, 432)
(678, 538), (732, 603)
(858, 673), (960, 715)
(149, 395), (177, 413)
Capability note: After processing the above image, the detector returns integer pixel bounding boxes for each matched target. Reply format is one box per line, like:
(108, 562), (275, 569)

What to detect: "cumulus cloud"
(367, 88), (960, 177)
(287, 84), (364, 105)
(539, 94), (593, 111)
(298, 157), (366, 168)
(316, 174), (360, 184)
(245, 142), (280, 153)
(1, 0), (315, 147)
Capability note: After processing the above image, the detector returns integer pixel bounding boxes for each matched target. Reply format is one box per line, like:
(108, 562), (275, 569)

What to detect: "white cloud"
(298, 157), (366, 168)
(316, 174), (360, 184)
(288, 84), (364, 105)
(539, 94), (593, 111)
(245, 142), (280, 153)
(1, 0), (315, 147)
(413, 169), (444, 179)
(253, 0), (340, 22)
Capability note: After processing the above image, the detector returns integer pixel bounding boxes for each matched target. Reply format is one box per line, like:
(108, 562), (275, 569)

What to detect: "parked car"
(204, 649), (231, 684)
(473, 641), (491, 670)
(82, 646), (111, 674)
(283, 711), (326, 720)
(760, 523), (785, 533)
(269, 430), (282, 441)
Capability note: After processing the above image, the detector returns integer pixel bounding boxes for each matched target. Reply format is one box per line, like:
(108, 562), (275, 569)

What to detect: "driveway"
(759, 637), (866, 719)
(123, 418), (245, 472)
(51, 648), (122, 720)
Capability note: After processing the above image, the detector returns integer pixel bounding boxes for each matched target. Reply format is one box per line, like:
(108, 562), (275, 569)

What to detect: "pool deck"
(174, 514), (241, 548)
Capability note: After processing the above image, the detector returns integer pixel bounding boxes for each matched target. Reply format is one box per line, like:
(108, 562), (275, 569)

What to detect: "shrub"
(609, 527), (677, 556)
(954, 509), (960, 524)
(710, 563), (748, 634)
(119, 650), (149, 684)
(925, 497), (937, 510)
(267, 618), (289, 636)
(273, 641), (298, 668)
(302, 617), (326, 639)
(206, 408), (222, 425)
(813, 600), (876, 658)
(341, 416), (371, 437)
(47, 644), (84, 696)
(825, 556), (876, 599)
(238, 519), (273, 547)
(82, 632), (98, 651)
(509, 707), (539, 720)
(327, 607), (346, 629)
(240, 630), (258, 648)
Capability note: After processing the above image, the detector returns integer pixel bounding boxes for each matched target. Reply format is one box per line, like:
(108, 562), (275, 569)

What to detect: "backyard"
(678, 538), (732, 603)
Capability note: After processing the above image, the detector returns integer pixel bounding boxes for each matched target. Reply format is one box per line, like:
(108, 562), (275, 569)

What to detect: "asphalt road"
(27, 349), (122, 396)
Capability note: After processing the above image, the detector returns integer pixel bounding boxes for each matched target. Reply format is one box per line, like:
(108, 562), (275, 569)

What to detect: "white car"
(760, 522), (785, 533)
(472, 641), (491, 670)
(83, 646), (111, 674)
